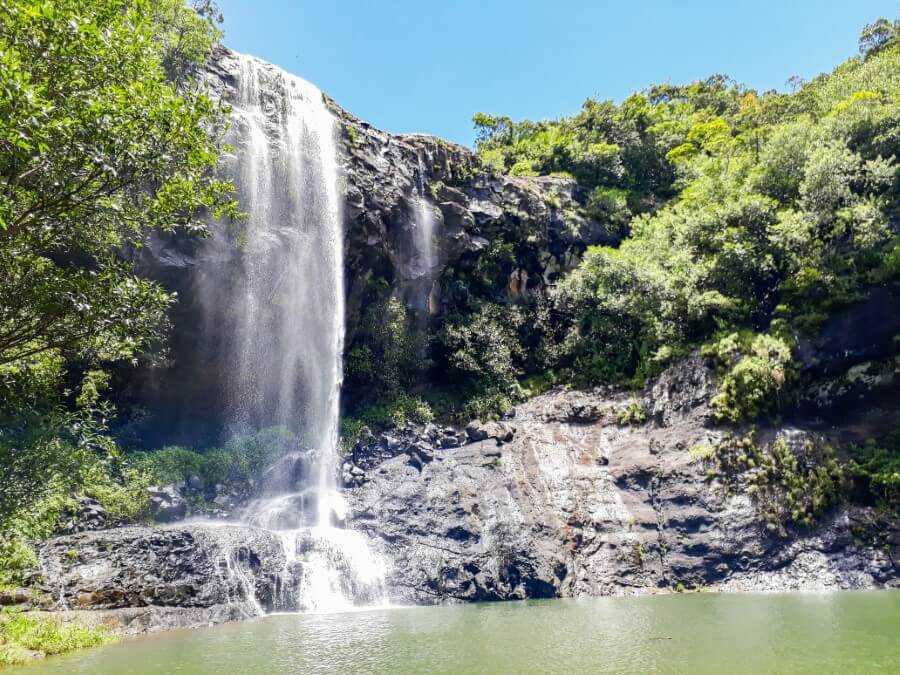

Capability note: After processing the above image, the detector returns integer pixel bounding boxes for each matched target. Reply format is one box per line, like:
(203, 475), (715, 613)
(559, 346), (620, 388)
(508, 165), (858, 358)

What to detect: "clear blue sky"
(218, 1), (898, 147)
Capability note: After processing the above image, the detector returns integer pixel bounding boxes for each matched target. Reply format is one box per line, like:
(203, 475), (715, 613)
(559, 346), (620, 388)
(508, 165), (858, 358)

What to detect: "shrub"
(617, 399), (648, 426)
(848, 432), (900, 510)
(134, 446), (206, 485)
(345, 295), (423, 405)
(0, 610), (113, 665)
(704, 331), (794, 423)
(709, 432), (845, 534)
(349, 395), (434, 432)
(82, 464), (152, 523)
(436, 303), (525, 396)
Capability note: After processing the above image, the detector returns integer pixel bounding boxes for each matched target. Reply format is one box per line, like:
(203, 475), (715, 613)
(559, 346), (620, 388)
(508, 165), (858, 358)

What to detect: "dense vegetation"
(344, 18), (899, 523)
(0, 0), (233, 584)
(345, 18), (894, 425)
(440, 18), (899, 413)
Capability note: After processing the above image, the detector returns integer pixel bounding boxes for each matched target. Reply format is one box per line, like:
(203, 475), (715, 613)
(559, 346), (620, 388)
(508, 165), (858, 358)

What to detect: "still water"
(14, 591), (899, 674)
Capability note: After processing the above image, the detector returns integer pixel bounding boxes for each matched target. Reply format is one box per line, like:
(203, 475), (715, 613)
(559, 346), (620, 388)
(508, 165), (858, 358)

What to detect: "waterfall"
(413, 155), (436, 275)
(410, 154), (439, 314)
(196, 52), (386, 613)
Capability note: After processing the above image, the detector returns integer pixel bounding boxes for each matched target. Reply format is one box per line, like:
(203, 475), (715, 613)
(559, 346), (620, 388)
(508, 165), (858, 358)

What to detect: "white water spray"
(198, 52), (386, 613)
(413, 155), (436, 275)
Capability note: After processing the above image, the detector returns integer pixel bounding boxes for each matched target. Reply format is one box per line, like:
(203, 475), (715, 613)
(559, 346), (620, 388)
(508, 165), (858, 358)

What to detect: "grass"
(0, 611), (114, 668)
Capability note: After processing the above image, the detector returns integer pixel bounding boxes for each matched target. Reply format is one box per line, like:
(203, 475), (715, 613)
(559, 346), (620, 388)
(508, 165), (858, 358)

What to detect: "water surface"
(15, 591), (900, 674)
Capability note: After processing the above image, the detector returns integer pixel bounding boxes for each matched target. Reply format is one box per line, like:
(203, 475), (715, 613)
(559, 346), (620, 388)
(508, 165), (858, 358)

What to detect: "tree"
(0, 0), (237, 368)
(858, 17), (899, 58)
(0, 0), (236, 525)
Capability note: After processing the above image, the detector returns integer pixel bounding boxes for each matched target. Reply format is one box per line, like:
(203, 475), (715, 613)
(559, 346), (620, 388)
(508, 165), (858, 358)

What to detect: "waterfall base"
(32, 522), (388, 619)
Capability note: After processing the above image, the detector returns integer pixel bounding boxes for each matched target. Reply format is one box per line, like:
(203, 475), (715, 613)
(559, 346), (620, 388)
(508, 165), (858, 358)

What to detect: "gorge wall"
(124, 46), (613, 448)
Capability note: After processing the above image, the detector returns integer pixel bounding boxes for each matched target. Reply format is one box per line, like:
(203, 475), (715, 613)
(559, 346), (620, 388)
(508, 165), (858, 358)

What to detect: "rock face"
(58, 497), (113, 535)
(33, 526), (285, 614)
(126, 47), (612, 448)
(29, 357), (898, 629)
(148, 486), (188, 523)
(344, 368), (897, 603)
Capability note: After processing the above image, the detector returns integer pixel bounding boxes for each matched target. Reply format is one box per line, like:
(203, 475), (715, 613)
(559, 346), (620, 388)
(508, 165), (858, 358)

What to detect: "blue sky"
(218, 1), (898, 147)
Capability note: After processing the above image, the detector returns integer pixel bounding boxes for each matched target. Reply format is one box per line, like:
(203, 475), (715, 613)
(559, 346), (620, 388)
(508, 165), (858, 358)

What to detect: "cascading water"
(409, 153), (439, 314)
(412, 155), (436, 275)
(196, 52), (386, 613)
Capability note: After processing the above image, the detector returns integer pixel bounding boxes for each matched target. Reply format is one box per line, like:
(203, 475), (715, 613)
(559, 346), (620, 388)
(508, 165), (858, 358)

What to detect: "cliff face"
(344, 354), (897, 602)
(24, 349), (897, 630)
(125, 47), (612, 447)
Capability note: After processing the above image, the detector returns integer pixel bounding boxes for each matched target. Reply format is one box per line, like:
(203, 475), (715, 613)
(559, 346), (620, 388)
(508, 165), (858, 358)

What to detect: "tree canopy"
(0, 0), (236, 369)
(0, 0), (234, 530)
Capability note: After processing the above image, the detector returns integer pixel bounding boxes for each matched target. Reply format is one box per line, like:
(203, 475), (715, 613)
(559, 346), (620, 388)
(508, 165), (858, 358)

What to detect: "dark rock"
(149, 486), (188, 523)
(32, 526), (301, 615)
(347, 380), (897, 604)
(465, 422), (488, 442)
(796, 285), (900, 377)
(59, 497), (111, 535)
(186, 474), (205, 492)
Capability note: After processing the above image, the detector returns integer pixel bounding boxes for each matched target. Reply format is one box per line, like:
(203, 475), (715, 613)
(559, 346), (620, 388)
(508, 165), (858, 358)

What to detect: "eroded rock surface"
(32, 526), (284, 616)
(345, 360), (897, 603)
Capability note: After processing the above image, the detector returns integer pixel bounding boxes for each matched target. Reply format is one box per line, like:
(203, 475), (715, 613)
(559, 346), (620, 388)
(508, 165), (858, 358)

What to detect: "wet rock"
(33, 526), (289, 614)
(149, 485), (188, 523)
(59, 497), (111, 535)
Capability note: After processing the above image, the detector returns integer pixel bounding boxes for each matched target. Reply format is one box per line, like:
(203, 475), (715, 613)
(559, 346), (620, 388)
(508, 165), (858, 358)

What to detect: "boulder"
(149, 485), (188, 523)
(59, 497), (111, 535)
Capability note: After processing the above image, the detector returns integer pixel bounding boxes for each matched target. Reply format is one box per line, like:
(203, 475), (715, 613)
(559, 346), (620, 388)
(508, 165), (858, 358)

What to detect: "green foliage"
(0, 430), (154, 585)
(553, 244), (681, 384)
(341, 395), (434, 447)
(707, 432), (846, 534)
(848, 430), (900, 510)
(0, 488), (75, 586)
(536, 25), (899, 402)
(703, 331), (794, 423)
(133, 446), (206, 485)
(0, 0), (236, 370)
(617, 399), (648, 426)
(0, 0), (236, 566)
(473, 88), (679, 216)
(858, 17), (900, 58)
(345, 295), (423, 403)
(437, 304), (524, 394)
(689, 442), (716, 463)
(430, 29), (899, 422)
(0, 610), (113, 665)
(82, 464), (151, 523)
(133, 427), (300, 488)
